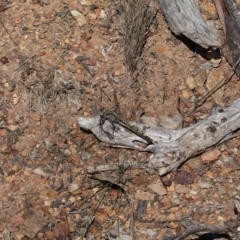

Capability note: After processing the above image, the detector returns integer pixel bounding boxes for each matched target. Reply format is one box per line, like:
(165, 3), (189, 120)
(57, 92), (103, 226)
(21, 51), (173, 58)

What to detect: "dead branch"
(158, 0), (222, 48)
(221, 0), (240, 77)
(78, 97), (240, 176)
(164, 220), (239, 240)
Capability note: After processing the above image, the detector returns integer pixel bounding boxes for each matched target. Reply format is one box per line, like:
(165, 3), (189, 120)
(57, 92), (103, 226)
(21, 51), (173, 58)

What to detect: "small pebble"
(148, 179), (167, 196)
(201, 149), (221, 163)
(80, 0), (92, 5)
(33, 167), (48, 177)
(68, 182), (81, 195)
(194, 69), (208, 87)
(182, 89), (192, 99)
(71, 10), (87, 27)
(64, 149), (72, 156)
(100, 9), (107, 19)
(186, 76), (196, 89)
(42, 0), (50, 4)
(8, 125), (19, 131)
(198, 182), (212, 189)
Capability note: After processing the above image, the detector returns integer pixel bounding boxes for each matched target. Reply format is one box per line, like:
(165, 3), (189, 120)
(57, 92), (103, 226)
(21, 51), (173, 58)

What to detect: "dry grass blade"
(79, 186), (109, 239)
(122, 0), (157, 75)
(79, 177), (121, 239)
(187, 56), (240, 116)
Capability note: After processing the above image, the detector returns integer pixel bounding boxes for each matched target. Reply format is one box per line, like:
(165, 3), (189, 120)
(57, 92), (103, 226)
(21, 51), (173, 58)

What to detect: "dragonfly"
(99, 110), (154, 145)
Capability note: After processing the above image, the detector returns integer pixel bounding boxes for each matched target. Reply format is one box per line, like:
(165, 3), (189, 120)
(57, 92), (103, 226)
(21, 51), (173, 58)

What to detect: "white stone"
(71, 10), (87, 27)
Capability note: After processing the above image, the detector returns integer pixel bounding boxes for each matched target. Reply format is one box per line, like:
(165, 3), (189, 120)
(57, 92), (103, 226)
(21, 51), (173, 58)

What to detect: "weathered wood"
(221, 0), (240, 76)
(166, 220), (240, 240)
(158, 0), (222, 48)
(78, 97), (240, 176)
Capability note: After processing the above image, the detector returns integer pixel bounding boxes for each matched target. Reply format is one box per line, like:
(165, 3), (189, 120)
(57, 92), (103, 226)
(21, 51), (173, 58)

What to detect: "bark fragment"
(158, 0), (222, 48)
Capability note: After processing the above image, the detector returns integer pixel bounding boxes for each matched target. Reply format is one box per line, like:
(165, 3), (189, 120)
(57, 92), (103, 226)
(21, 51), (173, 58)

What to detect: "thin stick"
(213, 0), (227, 35)
(187, 56), (240, 116)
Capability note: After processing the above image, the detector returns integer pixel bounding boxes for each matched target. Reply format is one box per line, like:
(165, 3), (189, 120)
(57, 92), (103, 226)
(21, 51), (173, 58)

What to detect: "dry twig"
(187, 56), (240, 116)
